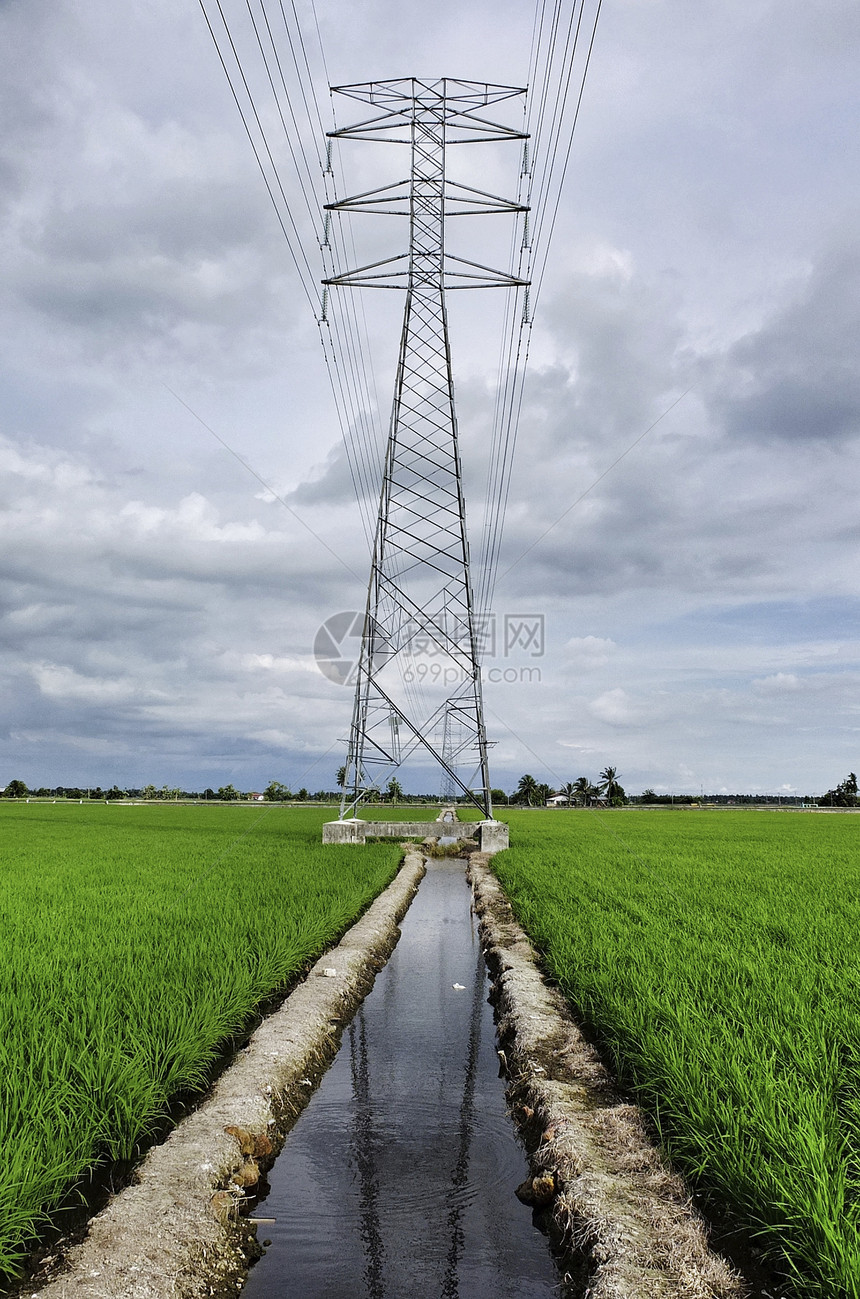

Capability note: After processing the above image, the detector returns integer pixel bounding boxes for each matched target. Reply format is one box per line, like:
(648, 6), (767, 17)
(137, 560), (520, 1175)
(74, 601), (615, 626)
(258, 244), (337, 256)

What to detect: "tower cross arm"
(325, 178), (528, 218)
(444, 180), (529, 215)
(328, 115), (416, 143)
(331, 78), (525, 109)
(324, 178), (412, 215)
(323, 253), (410, 288)
(443, 254), (530, 288)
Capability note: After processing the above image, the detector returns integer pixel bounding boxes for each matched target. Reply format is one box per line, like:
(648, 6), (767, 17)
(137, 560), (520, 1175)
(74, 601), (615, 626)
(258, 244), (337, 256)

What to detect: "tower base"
(322, 816), (509, 855)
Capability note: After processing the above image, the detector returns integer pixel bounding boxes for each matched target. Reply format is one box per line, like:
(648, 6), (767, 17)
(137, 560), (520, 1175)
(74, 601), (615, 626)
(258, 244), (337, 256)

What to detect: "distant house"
(546, 794), (568, 806)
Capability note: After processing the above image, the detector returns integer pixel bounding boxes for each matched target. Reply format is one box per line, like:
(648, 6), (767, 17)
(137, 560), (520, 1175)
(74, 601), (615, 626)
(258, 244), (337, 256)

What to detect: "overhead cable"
(476, 0), (602, 618)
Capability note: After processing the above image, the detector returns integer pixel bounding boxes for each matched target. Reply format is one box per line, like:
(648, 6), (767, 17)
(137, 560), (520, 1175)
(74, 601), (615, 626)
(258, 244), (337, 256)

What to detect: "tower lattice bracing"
(325, 79), (528, 818)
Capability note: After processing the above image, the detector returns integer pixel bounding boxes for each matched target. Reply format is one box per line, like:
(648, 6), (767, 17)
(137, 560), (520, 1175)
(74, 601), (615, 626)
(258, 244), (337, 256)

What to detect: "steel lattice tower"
(325, 79), (528, 818)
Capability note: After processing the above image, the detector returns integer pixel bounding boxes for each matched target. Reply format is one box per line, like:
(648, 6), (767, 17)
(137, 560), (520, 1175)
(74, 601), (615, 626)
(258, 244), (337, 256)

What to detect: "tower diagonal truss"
(325, 78), (528, 818)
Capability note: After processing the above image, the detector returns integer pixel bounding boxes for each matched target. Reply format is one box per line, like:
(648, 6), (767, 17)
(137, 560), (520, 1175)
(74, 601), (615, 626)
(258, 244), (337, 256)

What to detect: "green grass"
(0, 801), (402, 1279)
(353, 804), (443, 820)
(493, 809), (860, 1296)
(453, 804), (486, 821)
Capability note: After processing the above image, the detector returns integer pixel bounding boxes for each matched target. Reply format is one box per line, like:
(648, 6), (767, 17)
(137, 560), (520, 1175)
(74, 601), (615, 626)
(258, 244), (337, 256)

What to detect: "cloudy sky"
(1, 0), (858, 797)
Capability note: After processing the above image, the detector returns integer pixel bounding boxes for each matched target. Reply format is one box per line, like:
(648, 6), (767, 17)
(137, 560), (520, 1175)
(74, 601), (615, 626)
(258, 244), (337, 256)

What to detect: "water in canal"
(242, 857), (562, 1299)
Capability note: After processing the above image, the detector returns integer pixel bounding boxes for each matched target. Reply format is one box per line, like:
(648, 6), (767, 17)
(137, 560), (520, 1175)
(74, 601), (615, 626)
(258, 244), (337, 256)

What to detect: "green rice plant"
(494, 809), (860, 1297)
(0, 802), (401, 1279)
(351, 803), (443, 820)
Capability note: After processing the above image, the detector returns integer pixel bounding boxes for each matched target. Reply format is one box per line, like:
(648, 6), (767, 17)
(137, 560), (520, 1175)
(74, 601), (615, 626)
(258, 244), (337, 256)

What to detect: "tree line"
(818, 773), (858, 808)
(2, 771), (857, 807)
(513, 766), (626, 806)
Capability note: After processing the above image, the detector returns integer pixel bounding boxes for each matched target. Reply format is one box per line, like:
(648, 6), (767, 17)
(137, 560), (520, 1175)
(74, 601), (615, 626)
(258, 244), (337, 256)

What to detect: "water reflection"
(349, 1012), (385, 1297)
(441, 941), (485, 1298)
(242, 859), (560, 1299)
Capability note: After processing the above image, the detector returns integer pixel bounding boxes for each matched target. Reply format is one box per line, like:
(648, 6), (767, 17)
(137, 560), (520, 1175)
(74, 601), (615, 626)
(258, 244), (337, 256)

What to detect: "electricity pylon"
(325, 79), (528, 819)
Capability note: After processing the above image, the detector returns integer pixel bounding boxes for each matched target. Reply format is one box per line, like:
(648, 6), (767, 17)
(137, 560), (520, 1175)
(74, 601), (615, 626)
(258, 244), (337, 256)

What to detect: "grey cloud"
(35, 180), (272, 266)
(0, 433), (360, 787)
(2, 0), (859, 794)
(480, 239), (860, 615)
(287, 438), (383, 510)
(713, 240), (860, 443)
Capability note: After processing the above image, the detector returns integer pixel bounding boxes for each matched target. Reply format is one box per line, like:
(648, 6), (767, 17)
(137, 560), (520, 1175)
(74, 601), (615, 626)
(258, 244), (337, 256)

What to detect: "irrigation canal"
(241, 857), (563, 1298)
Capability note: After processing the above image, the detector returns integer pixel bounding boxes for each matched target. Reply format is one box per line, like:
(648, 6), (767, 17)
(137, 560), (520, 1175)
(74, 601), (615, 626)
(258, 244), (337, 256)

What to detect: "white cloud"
(753, 672), (801, 694)
(588, 688), (644, 727)
(30, 662), (159, 704)
(564, 635), (617, 667)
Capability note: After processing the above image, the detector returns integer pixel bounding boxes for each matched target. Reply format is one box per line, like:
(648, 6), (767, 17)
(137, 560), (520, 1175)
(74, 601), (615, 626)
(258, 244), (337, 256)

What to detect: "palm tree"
(599, 766), (625, 804)
(561, 782), (577, 805)
(516, 773), (540, 806)
(572, 776), (591, 807)
(386, 777), (402, 804)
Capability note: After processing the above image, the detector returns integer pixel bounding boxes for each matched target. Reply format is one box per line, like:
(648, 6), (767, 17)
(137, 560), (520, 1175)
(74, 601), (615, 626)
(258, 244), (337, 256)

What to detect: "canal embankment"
(468, 851), (747, 1299)
(30, 842), (749, 1299)
(29, 850), (427, 1299)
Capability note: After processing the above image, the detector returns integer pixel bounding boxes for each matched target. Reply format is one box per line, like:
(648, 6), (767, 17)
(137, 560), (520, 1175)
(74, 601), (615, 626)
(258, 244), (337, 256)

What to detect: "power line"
(476, 0), (603, 617)
(199, 0), (385, 554)
(197, 0), (605, 673)
(498, 388), (692, 582)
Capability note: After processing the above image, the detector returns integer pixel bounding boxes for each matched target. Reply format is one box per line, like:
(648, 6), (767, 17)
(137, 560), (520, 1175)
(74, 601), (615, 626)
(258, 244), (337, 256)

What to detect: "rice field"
(494, 808), (860, 1297)
(353, 803), (444, 820)
(0, 801), (402, 1280)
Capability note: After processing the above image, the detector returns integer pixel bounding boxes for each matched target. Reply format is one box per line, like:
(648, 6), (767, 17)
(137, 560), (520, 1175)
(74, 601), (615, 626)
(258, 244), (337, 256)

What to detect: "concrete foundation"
(323, 818), (479, 844)
(478, 820), (509, 854)
(323, 809), (509, 854)
(321, 819), (368, 845)
(370, 821), (473, 839)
